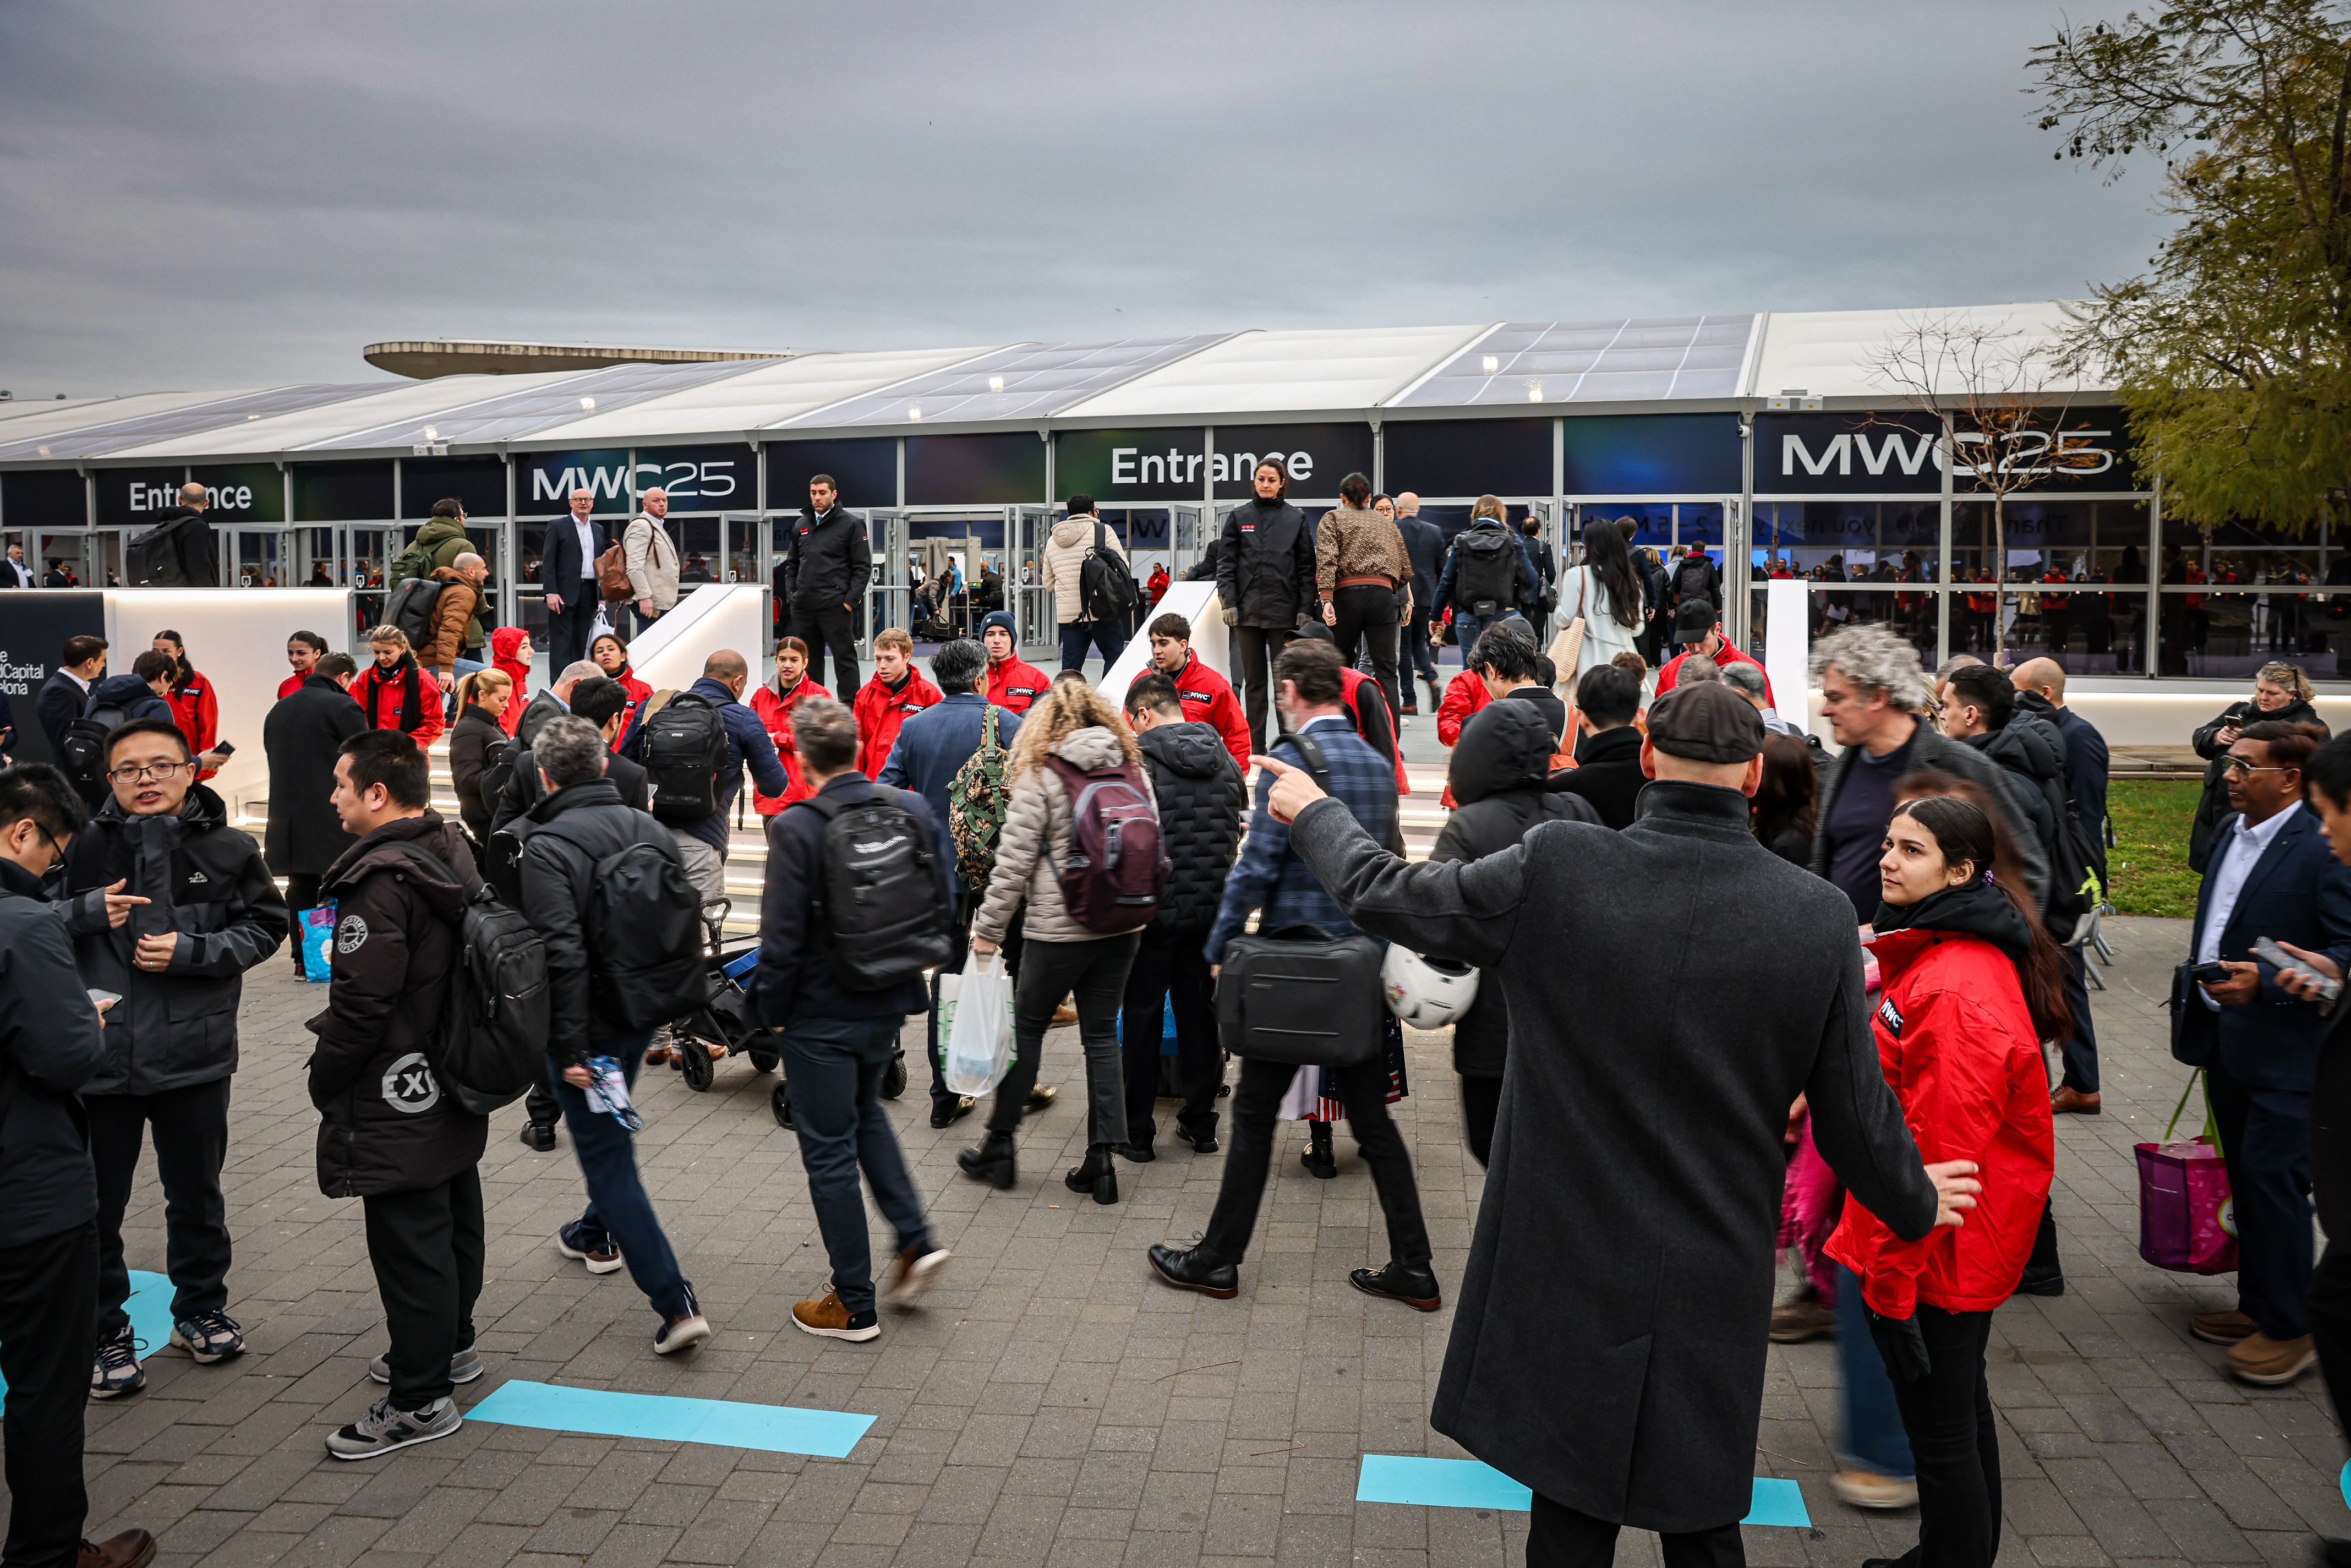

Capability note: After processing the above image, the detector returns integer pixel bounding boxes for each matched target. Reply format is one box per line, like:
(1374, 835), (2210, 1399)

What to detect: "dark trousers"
(89, 1078), (231, 1334)
(1331, 584), (1401, 715)
(1057, 617), (1125, 673)
(549, 1037), (692, 1321)
(285, 872), (323, 975)
(2309, 1234), (2351, 1439)
(1887, 1305), (2000, 1568)
(548, 590), (597, 673)
(632, 603), (665, 640)
(1231, 625), (1294, 753)
(1461, 1073), (1502, 1168)
(1527, 1494), (1742, 1568)
(781, 1014), (931, 1315)
(1401, 604), (1438, 697)
(2058, 947), (2099, 1092)
(1119, 925), (1222, 1146)
(524, 1080), (559, 1132)
(1198, 1055), (1431, 1268)
(362, 1167), (484, 1409)
(991, 933), (1139, 1146)
(2207, 1063), (2315, 1339)
(0, 1221), (96, 1568)
(795, 602), (859, 693)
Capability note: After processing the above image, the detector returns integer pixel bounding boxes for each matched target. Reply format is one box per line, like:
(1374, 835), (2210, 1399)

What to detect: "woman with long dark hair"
(1750, 732), (1818, 865)
(1829, 795), (2060, 1568)
(151, 629), (221, 779)
(1561, 518), (1644, 682)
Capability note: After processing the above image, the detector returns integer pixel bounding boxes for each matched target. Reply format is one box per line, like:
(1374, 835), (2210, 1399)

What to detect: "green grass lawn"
(2107, 779), (2202, 919)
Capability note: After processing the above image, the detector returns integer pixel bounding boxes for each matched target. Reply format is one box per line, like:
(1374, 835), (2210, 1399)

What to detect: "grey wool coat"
(1286, 779), (1939, 1533)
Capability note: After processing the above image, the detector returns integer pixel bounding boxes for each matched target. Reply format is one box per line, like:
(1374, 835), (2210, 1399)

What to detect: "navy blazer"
(35, 670), (88, 757)
(2180, 805), (2351, 1092)
(541, 515), (610, 604)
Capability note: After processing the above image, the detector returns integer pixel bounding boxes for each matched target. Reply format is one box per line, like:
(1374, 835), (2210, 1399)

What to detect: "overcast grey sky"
(0, 1), (2161, 396)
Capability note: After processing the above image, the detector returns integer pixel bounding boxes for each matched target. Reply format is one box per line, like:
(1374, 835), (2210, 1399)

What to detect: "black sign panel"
(1383, 418), (1552, 499)
(1056, 428), (1208, 503)
(0, 590), (105, 765)
(1756, 407), (2139, 495)
(93, 467), (190, 529)
(188, 463), (285, 524)
(906, 433), (1046, 507)
(401, 456), (509, 520)
(633, 445), (754, 512)
(1209, 423), (1375, 500)
(767, 439), (898, 511)
(293, 461), (395, 522)
(2, 469), (86, 529)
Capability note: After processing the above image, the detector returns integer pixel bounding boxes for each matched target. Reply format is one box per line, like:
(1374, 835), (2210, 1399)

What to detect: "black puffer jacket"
(1432, 702), (1600, 1076)
(1969, 711), (2069, 889)
(306, 812), (488, 1198)
(0, 859), (105, 1250)
(515, 777), (682, 1057)
(1216, 498), (1316, 629)
(1138, 720), (1245, 933)
(446, 704), (507, 842)
(2192, 697), (2329, 872)
(61, 784), (289, 1095)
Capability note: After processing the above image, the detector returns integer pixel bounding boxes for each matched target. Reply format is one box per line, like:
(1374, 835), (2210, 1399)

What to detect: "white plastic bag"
(941, 953), (1015, 1096)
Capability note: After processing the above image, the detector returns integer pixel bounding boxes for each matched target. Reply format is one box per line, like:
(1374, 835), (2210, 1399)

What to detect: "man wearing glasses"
(57, 719), (288, 1398)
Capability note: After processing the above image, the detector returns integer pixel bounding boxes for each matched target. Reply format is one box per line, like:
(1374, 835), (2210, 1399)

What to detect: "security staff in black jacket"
(785, 476), (873, 694)
(1215, 460), (1318, 751)
(1118, 675), (1245, 1158)
(0, 764), (155, 1568)
(59, 718), (288, 1398)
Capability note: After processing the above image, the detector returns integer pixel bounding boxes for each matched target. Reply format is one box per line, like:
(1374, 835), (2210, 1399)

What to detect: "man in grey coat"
(1251, 681), (1975, 1566)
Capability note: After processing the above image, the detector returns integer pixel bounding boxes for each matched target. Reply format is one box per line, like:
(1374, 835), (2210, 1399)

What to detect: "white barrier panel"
(1764, 578), (1809, 729)
(104, 589), (354, 812)
(1100, 581), (1228, 700)
(621, 584), (770, 695)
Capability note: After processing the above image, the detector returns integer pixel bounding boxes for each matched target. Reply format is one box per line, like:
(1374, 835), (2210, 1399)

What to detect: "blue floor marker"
(2, 1269), (172, 1396)
(466, 1380), (874, 1458)
(1356, 1457), (1811, 1528)
(2339, 1458), (2350, 1512)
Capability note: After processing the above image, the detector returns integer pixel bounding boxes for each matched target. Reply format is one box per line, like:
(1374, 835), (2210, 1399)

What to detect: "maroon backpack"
(1040, 754), (1167, 932)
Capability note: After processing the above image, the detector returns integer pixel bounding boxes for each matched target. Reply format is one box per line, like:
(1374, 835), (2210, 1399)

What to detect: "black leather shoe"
(1175, 1123), (1218, 1155)
(1149, 1243), (1238, 1299)
(2014, 1267), (2065, 1298)
(1301, 1122), (1337, 1180)
(930, 1096), (975, 1130)
(958, 1132), (1017, 1190)
(518, 1122), (556, 1152)
(1066, 1144), (1119, 1204)
(1351, 1262), (1442, 1311)
(1115, 1141), (1156, 1163)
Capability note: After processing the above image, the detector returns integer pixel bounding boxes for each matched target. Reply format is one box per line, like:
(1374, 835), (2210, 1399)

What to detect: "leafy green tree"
(2037, 1), (2351, 533)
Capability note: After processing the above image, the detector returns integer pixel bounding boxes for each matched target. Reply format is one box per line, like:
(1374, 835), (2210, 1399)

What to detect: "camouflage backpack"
(947, 706), (1013, 909)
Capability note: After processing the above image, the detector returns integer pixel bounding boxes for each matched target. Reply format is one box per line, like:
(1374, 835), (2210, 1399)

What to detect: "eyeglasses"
(2224, 756), (2292, 775)
(108, 761), (190, 784)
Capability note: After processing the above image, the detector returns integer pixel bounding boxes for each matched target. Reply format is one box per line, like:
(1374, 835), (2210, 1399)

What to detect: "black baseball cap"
(1671, 599), (1719, 644)
(1648, 681), (1765, 765)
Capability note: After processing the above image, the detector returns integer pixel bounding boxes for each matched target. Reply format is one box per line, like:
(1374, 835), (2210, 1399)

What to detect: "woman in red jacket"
(1830, 794), (2063, 1568)
(749, 637), (831, 815)
(152, 630), (221, 780)
(488, 626), (533, 737)
(589, 633), (652, 735)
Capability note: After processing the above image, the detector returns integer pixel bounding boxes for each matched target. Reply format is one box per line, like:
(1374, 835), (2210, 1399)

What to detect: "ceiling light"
(579, 396), (595, 411)
(246, 413), (259, 420)
(988, 375), (1005, 393)
(422, 426), (438, 441)
(35, 445), (49, 456)
(1481, 355), (1500, 374)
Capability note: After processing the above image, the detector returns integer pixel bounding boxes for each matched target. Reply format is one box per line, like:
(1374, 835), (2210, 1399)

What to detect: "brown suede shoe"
(1770, 1297), (1836, 1343)
(2191, 1309), (2259, 1345)
(2051, 1087), (2101, 1115)
(79, 1529), (156, 1568)
(2228, 1331), (2316, 1385)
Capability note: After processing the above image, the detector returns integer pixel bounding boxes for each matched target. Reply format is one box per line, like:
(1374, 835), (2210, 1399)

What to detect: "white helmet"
(1381, 945), (1480, 1029)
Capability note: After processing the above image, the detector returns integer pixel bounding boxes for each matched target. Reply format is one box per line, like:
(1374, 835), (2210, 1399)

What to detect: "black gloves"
(1866, 1305), (1932, 1382)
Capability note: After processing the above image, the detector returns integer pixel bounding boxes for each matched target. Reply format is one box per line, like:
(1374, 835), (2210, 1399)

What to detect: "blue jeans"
(780, 1015), (931, 1315)
(1836, 1263), (1915, 1479)
(1454, 611), (1499, 659)
(550, 1035), (694, 1321)
(1058, 618), (1125, 672)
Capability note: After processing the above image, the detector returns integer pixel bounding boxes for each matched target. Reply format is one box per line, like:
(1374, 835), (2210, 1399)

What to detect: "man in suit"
(1, 544), (32, 589)
(2013, 657), (2112, 1113)
(542, 487), (609, 675)
(36, 635), (107, 758)
(2178, 718), (2351, 1386)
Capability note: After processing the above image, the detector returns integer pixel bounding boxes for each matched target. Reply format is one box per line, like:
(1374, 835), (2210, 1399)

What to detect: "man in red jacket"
(1130, 612), (1250, 772)
(1656, 598), (1774, 706)
(852, 627), (942, 775)
(978, 612), (1051, 715)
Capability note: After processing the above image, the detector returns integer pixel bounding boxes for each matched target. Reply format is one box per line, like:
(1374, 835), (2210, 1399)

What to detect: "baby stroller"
(669, 904), (909, 1128)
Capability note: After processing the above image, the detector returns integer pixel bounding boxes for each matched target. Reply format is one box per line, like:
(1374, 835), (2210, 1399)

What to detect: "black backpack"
(478, 736), (519, 826)
(641, 692), (731, 821)
(796, 786), (953, 990)
(382, 577), (445, 648)
(1451, 528), (1518, 613)
(2042, 789), (2109, 941)
(58, 701), (133, 805)
(1079, 521), (1140, 625)
(579, 824), (708, 1029)
(391, 843), (550, 1115)
(124, 513), (217, 587)
(1674, 553), (1714, 605)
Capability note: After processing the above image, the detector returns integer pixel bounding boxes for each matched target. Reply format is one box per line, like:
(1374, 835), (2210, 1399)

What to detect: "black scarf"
(369, 655), (425, 733)
(1873, 879), (2034, 966)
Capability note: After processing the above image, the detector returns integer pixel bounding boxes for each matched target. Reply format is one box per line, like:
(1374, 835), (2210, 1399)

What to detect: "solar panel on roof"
(1391, 316), (1756, 408)
(0, 384), (381, 463)
(308, 359), (772, 451)
(784, 334), (1231, 428)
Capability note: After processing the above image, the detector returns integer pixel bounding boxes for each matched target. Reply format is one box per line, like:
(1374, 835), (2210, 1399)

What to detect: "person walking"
(2178, 719), (2350, 1385)
(979, 611), (1052, 715)
(1830, 795), (2062, 1568)
(264, 652), (365, 974)
(959, 677), (1158, 1202)
(59, 718), (288, 1397)
(0, 763), (157, 1568)
(623, 650), (786, 907)
(1656, 599), (1773, 702)
(1559, 518), (1646, 682)
(1130, 610), (1250, 773)
(1433, 497), (1540, 659)
(1314, 472), (1411, 715)
(784, 476), (870, 693)
(2011, 656), (2111, 1113)
(446, 669), (514, 843)
(1433, 700), (1600, 1166)
(623, 487), (682, 636)
(851, 628), (943, 775)
(1149, 640), (1439, 1305)
(752, 699), (954, 1341)
(1227, 679), (1965, 1566)
(1041, 495), (1130, 673)
(309, 730), (487, 1459)
(1215, 459), (1317, 751)
(37, 635), (106, 757)
(1555, 663), (1647, 829)
(1520, 514), (1560, 643)
(514, 717), (713, 1354)
(493, 677), (652, 832)
(1393, 492), (1445, 714)
(1, 542), (31, 589)
(417, 553), (491, 697)
(350, 627), (444, 746)
(749, 637), (832, 817)
(1117, 673), (1244, 1160)
(542, 487), (610, 674)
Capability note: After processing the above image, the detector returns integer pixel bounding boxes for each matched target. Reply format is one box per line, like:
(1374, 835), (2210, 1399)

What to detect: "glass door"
(1005, 505), (1054, 655)
(860, 509), (910, 655)
(1169, 502), (1207, 580)
(31, 529), (92, 588)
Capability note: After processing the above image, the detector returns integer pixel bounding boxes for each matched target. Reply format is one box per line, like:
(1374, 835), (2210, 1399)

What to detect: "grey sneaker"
(325, 1395), (461, 1460)
(90, 1325), (145, 1398)
(367, 1345), (484, 1386)
(168, 1309), (245, 1363)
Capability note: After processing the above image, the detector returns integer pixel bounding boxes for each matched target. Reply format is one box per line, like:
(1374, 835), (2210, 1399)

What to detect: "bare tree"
(1863, 313), (2109, 665)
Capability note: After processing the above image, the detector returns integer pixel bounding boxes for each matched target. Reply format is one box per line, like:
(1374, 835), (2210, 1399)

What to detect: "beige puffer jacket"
(971, 725), (1159, 944)
(1038, 516), (1127, 625)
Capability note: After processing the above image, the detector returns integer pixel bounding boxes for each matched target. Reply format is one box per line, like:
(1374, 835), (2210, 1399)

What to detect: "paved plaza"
(21, 913), (2347, 1568)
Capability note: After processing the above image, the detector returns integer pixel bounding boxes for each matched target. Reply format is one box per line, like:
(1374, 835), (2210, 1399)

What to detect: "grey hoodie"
(972, 725), (1159, 944)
